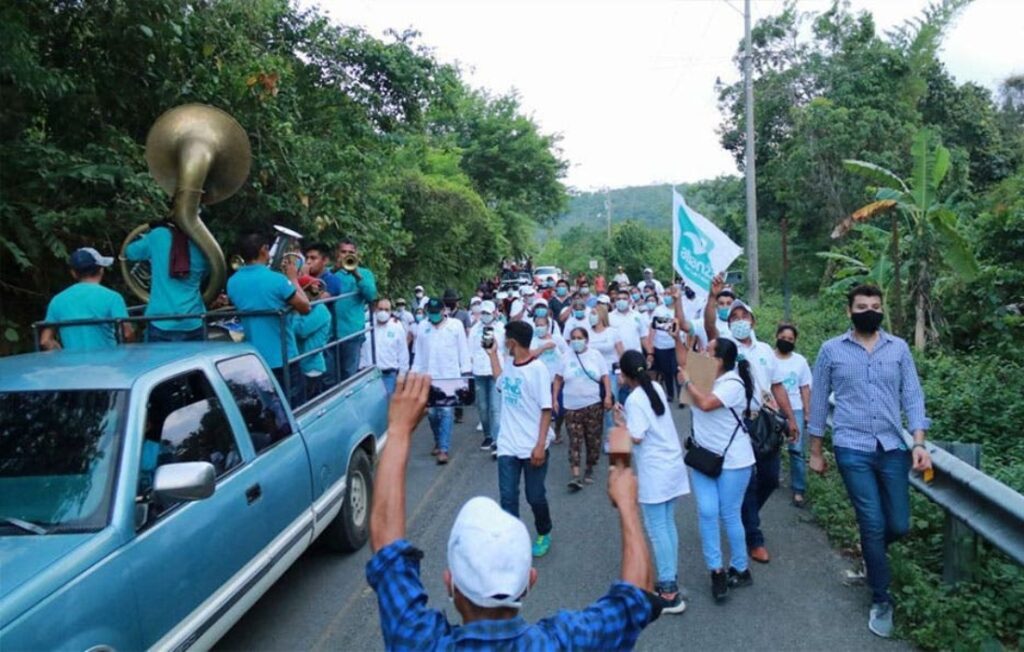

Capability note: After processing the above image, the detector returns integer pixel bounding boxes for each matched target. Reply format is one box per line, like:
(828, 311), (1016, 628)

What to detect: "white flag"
(672, 188), (743, 307)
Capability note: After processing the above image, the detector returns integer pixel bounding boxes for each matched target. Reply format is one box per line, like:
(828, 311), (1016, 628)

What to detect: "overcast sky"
(313, 0), (1023, 190)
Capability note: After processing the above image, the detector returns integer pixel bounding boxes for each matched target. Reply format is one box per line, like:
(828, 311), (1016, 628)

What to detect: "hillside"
(550, 176), (745, 240)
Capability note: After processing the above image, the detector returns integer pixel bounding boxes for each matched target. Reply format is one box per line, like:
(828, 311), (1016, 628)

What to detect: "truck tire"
(323, 448), (372, 553)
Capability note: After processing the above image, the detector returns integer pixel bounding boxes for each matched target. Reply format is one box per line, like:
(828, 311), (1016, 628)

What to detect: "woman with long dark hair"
(616, 350), (690, 614)
(681, 338), (756, 602)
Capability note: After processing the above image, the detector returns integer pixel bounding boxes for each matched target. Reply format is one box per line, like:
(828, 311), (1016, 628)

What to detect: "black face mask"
(851, 310), (884, 333)
(776, 339), (795, 354)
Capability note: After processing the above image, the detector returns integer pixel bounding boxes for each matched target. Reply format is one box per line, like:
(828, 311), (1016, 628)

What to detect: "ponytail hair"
(714, 338), (754, 409)
(619, 350), (665, 416)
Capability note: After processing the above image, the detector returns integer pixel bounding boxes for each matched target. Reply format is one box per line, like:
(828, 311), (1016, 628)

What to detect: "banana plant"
(838, 127), (979, 351)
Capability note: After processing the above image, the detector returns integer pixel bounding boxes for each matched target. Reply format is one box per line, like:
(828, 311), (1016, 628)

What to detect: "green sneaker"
(532, 534), (551, 557)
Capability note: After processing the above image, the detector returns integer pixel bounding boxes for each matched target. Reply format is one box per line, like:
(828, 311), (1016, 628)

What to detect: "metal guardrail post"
(934, 441), (982, 585)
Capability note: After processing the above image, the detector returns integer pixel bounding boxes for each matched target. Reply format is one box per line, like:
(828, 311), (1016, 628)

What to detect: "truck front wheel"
(323, 448), (372, 552)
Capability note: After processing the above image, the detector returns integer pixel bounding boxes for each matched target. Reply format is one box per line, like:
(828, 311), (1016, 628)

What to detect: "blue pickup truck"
(0, 341), (388, 650)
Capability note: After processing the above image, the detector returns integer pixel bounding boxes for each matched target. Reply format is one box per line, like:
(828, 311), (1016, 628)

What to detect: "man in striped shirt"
(808, 284), (933, 639)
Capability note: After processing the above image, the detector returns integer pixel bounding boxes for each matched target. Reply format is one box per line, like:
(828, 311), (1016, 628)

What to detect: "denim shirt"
(808, 330), (930, 452)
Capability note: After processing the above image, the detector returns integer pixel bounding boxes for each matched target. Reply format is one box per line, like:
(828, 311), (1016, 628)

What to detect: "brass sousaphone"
(121, 104), (251, 304)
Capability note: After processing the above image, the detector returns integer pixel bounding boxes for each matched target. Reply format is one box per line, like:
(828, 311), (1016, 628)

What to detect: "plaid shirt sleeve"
(807, 341), (834, 437)
(366, 539), (451, 650)
(536, 582), (660, 649)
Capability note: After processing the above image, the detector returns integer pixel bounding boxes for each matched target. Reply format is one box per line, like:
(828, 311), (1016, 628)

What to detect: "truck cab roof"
(0, 343), (258, 392)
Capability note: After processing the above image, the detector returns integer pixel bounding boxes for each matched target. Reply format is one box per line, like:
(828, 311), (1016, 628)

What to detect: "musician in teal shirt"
(334, 238), (378, 381)
(124, 224), (209, 341)
(41, 248), (131, 352)
(226, 233), (311, 404)
(293, 276), (333, 398)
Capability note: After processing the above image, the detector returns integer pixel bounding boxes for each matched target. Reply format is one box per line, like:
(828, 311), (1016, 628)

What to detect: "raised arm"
(704, 274), (724, 341)
(370, 373), (430, 552)
(609, 465), (651, 590)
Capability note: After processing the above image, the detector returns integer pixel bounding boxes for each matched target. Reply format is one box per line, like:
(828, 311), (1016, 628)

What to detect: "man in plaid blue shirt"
(367, 373), (661, 650)
(808, 284), (933, 640)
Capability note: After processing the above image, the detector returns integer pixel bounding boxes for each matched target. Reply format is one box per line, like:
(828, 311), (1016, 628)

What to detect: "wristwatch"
(911, 442), (927, 451)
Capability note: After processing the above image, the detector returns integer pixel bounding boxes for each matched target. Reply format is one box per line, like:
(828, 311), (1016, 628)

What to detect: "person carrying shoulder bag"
(680, 338), (756, 603)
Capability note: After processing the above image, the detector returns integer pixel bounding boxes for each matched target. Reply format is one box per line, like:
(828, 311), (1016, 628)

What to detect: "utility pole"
(743, 0), (760, 305)
(604, 188), (612, 276)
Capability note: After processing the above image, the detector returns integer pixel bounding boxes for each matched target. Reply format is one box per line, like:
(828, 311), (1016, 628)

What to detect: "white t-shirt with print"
(737, 338), (776, 409)
(625, 383), (690, 504)
(530, 335), (567, 378)
(772, 351), (812, 409)
(588, 326), (623, 369)
(690, 371), (755, 470)
(497, 358), (553, 459)
(650, 306), (677, 350)
(557, 347), (608, 410)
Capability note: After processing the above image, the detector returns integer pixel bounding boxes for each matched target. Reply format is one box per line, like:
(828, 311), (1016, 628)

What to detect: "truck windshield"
(0, 390), (126, 534)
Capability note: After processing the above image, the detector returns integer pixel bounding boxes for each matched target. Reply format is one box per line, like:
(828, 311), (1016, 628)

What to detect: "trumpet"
(338, 252), (359, 273)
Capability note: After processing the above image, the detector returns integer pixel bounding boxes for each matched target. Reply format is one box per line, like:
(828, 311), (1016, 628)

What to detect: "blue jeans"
(147, 325), (204, 342)
(428, 407), (454, 453)
(617, 381), (632, 406)
(789, 409), (808, 494)
(603, 372), (619, 431)
(641, 499), (679, 590)
(380, 370), (397, 397)
(475, 375), (501, 441)
(691, 466), (752, 571)
(338, 336), (364, 382)
(498, 454), (552, 536)
(835, 444), (911, 604)
(741, 448), (782, 548)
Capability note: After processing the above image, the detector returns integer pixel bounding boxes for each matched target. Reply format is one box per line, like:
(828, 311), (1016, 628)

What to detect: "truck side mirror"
(153, 462), (216, 502)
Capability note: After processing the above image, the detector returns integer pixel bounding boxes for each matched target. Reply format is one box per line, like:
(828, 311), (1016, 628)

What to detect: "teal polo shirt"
(226, 265), (298, 369)
(124, 226), (209, 331)
(44, 282), (129, 351)
(292, 303), (332, 375)
(335, 266), (377, 339)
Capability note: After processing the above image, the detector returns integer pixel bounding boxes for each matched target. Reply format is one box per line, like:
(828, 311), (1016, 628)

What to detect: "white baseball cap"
(596, 294), (612, 305)
(480, 300), (496, 313)
(643, 267), (653, 274)
(414, 285), (425, 292)
(520, 285), (536, 296)
(496, 291), (508, 301)
(447, 497), (532, 609)
(470, 296), (482, 306)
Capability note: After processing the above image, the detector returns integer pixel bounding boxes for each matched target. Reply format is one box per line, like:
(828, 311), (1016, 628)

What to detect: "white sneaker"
(868, 602), (893, 638)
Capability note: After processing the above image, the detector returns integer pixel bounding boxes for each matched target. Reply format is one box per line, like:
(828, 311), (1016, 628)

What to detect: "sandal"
(567, 476), (584, 492)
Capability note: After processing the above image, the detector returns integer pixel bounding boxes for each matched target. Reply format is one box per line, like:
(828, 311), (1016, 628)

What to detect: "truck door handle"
(316, 408), (327, 417)
(245, 483), (262, 504)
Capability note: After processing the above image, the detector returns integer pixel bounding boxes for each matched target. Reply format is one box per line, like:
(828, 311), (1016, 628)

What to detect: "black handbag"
(746, 403), (787, 457)
(684, 408), (745, 478)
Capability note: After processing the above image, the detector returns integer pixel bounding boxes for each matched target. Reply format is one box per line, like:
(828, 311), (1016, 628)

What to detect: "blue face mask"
(729, 319), (753, 340)
(556, 287), (568, 297)
(414, 314), (424, 323)
(615, 299), (629, 312)
(573, 309), (585, 319)
(534, 326), (548, 339)
(717, 306), (731, 321)
(533, 307), (548, 318)
(646, 301), (657, 312)
(571, 339), (587, 353)
(631, 293), (641, 302)
(663, 296), (674, 307)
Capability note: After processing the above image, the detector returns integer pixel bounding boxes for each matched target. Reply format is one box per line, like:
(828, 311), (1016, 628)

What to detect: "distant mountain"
(550, 176), (745, 240)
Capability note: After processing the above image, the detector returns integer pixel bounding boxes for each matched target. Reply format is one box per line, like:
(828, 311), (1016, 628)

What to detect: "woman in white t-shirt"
(553, 327), (612, 489)
(681, 337), (756, 603)
(773, 323), (813, 507)
(616, 350), (691, 614)
(530, 315), (567, 444)
(588, 304), (625, 430)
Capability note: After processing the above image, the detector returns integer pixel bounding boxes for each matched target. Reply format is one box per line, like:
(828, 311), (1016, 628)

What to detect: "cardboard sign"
(680, 352), (718, 405)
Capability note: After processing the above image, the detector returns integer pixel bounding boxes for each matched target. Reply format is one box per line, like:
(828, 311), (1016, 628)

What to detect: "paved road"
(218, 406), (909, 651)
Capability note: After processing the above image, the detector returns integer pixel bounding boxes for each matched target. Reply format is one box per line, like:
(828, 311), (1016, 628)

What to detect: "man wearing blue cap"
(41, 247), (132, 351)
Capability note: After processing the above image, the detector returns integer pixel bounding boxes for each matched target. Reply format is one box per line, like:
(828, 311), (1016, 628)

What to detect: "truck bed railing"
(31, 291), (378, 410)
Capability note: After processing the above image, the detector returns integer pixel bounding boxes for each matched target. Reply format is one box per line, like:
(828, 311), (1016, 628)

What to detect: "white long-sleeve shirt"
(361, 319), (410, 372)
(412, 317), (471, 378)
(609, 309), (650, 353)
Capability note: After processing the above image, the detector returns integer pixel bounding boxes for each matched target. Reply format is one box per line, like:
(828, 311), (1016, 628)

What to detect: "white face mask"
(481, 313), (494, 325)
(375, 310), (391, 323)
